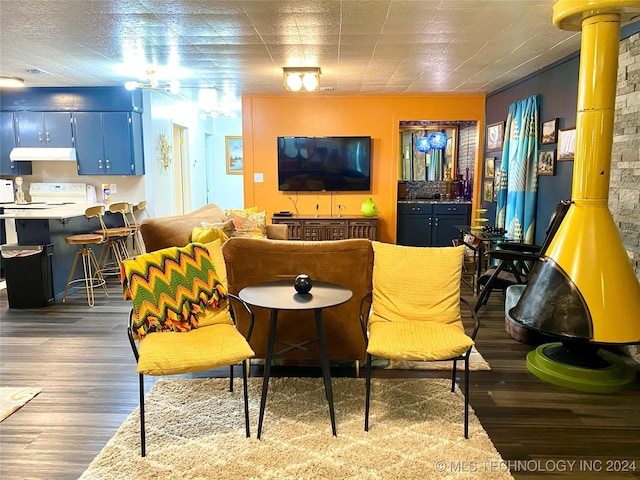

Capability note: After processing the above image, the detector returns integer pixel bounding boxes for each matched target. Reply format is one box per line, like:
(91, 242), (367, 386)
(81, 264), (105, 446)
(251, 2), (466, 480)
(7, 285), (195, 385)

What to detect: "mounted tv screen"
(277, 136), (371, 191)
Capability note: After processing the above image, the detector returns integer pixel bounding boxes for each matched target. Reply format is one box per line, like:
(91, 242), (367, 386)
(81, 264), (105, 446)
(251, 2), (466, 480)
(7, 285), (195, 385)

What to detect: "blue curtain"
(495, 94), (540, 243)
(428, 150), (443, 181)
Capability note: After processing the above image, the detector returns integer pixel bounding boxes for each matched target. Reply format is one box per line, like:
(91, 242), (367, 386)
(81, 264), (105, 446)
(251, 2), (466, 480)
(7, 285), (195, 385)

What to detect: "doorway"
(172, 124), (191, 215)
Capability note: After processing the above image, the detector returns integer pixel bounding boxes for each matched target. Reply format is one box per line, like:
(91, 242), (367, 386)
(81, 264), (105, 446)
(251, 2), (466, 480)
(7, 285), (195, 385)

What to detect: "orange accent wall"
(242, 94), (486, 242)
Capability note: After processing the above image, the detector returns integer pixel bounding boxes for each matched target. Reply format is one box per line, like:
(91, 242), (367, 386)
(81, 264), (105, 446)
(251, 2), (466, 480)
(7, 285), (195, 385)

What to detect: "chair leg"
(80, 247), (96, 306)
(464, 355), (470, 439)
(229, 364), (234, 392)
(365, 353), (372, 431)
(451, 359), (458, 392)
(242, 358), (250, 438)
(62, 249), (82, 303)
(139, 373), (146, 457)
(355, 359), (360, 378)
(88, 248), (109, 296)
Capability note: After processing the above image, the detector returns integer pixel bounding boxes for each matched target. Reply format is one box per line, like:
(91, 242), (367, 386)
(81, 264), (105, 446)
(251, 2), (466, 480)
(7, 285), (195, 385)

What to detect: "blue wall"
(484, 55), (578, 245)
(485, 21), (639, 246)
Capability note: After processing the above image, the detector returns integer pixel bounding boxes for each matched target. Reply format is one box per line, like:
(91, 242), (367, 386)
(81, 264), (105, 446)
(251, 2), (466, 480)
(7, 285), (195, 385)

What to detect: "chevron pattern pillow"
(121, 243), (226, 339)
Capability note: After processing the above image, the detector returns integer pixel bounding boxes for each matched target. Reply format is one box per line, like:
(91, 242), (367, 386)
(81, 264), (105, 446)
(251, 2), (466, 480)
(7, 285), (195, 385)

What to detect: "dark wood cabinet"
(271, 216), (378, 241)
(397, 202), (471, 247)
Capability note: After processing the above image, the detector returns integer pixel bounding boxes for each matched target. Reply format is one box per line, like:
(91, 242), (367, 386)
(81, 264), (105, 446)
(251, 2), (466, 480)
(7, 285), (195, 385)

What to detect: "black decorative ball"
(294, 274), (313, 294)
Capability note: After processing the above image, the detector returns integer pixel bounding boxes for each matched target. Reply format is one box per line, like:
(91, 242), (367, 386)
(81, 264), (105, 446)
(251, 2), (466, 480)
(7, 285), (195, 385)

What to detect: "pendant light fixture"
(428, 131), (448, 150)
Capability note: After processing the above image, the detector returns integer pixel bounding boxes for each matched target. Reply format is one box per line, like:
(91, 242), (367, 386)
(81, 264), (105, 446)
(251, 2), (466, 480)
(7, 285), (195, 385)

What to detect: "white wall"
(208, 117), (244, 210)
(141, 90), (244, 217)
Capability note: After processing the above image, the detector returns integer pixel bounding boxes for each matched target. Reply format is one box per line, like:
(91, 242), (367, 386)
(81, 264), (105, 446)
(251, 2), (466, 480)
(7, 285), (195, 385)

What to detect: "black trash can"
(1, 244), (55, 308)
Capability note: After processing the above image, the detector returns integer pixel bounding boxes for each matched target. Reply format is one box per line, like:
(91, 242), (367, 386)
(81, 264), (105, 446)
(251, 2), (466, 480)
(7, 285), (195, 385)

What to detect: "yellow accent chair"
(360, 241), (479, 438)
(123, 240), (256, 456)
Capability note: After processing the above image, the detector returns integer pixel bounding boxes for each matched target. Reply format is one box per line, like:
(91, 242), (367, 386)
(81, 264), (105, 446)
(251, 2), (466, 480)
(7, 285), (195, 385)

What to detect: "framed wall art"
(486, 121), (505, 152)
(537, 150), (556, 176)
(225, 136), (243, 174)
(558, 128), (576, 161)
(485, 157), (496, 178)
(540, 118), (558, 144)
(483, 180), (494, 203)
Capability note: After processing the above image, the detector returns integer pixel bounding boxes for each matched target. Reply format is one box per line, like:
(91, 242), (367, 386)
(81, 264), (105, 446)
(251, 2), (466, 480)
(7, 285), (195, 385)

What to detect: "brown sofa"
(139, 204), (288, 252)
(222, 237), (373, 363)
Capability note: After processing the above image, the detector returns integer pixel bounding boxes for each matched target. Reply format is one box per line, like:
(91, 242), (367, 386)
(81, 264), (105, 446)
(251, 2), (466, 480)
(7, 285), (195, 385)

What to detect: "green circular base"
(526, 342), (636, 393)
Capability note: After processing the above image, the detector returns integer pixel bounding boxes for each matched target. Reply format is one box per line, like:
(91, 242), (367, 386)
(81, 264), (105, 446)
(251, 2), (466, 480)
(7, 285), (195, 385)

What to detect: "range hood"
(9, 147), (77, 162)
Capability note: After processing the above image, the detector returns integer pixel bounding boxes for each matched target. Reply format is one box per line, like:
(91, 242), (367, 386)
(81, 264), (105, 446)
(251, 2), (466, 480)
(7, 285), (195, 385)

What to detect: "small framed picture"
(493, 160), (502, 202)
(485, 157), (496, 179)
(537, 150), (556, 176)
(558, 128), (576, 161)
(225, 136), (243, 174)
(483, 180), (494, 203)
(540, 118), (558, 144)
(486, 122), (505, 152)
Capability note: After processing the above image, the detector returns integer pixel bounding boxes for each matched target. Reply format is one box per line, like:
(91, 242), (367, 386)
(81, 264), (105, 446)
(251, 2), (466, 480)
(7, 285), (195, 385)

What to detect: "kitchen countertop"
(0, 203), (101, 220)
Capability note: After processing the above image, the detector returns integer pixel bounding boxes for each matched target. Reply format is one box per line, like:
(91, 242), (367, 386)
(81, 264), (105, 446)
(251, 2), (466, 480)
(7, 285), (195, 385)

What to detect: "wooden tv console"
(271, 215), (378, 241)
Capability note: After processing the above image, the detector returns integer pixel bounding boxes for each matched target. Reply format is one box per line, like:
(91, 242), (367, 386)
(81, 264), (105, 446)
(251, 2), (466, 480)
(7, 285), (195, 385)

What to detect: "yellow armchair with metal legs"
(121, 240), (255, 456)
(360, 242), (479, 438)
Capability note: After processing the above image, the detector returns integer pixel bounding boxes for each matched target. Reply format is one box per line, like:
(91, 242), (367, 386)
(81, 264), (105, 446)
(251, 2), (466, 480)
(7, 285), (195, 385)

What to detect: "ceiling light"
(0, 76), (25, 88)
(283, 67), (321, 92)
(124, 70), (181, 94)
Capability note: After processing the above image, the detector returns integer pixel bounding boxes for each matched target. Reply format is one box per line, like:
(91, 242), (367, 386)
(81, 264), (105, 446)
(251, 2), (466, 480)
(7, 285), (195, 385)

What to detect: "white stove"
(29, 182), (95, 204)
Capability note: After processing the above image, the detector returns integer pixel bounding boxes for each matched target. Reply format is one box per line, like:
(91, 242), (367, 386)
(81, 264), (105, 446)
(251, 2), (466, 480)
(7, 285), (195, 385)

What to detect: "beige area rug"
(387, 346), (491, 371)
(0, 386), (41, 422)
(80, 377), (513, 480)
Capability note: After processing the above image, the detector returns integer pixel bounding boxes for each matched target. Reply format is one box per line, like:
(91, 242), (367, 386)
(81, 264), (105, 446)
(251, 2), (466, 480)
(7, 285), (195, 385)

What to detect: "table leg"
(257, 309), (278, 440)
(315, 308), (337, 436)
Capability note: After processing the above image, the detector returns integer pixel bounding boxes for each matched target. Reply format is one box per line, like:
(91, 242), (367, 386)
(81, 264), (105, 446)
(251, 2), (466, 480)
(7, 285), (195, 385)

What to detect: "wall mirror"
(400, 124), (458, 181)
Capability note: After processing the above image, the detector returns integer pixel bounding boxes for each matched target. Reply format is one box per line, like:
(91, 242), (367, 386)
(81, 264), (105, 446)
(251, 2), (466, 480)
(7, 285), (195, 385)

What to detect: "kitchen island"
(0, 203), (126, 301)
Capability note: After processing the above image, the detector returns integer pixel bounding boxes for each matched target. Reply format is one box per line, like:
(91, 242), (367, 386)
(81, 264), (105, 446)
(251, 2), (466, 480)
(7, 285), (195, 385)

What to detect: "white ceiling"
(0, 0), (583, 111)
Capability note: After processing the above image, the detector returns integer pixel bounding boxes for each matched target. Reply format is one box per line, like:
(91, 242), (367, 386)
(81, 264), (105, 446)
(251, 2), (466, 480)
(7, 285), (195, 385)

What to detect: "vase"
(361, 197), (377, 217)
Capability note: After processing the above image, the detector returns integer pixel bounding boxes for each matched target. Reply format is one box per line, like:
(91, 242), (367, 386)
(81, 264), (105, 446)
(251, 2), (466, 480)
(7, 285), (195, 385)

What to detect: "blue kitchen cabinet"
(397, 202), (471, 247)
(15, 111), (73, 147)
(0, 112), (32, 176)
(74, 111), (144, 175)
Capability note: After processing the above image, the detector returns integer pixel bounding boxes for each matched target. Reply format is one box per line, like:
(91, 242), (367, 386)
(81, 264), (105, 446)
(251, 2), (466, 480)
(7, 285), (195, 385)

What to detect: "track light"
(283, 67), (321, 92)
(0, 76), (25, 88)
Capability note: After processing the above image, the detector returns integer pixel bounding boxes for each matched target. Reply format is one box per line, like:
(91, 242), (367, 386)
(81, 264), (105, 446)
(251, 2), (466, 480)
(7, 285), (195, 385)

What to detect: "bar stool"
(124, 202), (145, 255)
(95, 202), (132, 276)
(62, 205), (109, 306)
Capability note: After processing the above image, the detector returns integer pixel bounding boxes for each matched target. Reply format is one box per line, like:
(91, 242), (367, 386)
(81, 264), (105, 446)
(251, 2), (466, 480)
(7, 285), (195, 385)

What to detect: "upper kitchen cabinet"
(0, 112), (32, 176)
(74, 111), (144, 176)
(15, 111), (73, 147)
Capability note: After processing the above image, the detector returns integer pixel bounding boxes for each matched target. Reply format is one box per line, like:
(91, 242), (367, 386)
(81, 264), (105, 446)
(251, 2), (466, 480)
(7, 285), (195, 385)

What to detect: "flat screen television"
(277, 136), (371, 191)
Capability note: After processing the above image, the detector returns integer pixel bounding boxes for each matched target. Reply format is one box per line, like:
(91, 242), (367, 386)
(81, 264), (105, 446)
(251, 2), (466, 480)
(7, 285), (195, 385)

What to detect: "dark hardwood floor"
(0, 277), (638, 480)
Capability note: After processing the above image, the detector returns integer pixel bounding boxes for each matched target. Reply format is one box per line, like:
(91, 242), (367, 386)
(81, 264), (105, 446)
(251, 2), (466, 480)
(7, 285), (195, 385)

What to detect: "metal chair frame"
(360, 295), (479, 439)
(127, 293), (255, 457)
